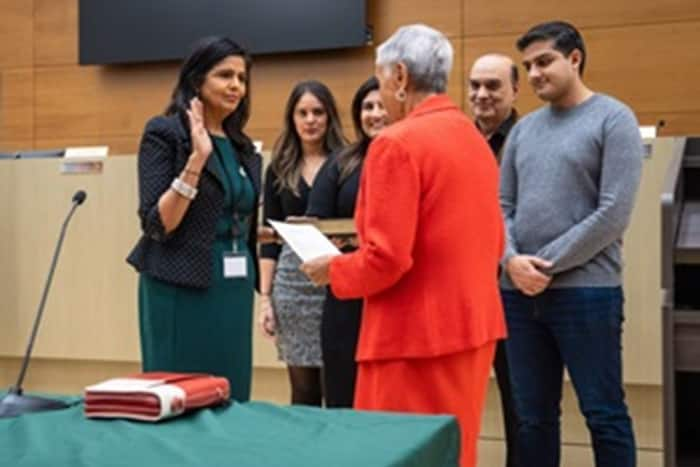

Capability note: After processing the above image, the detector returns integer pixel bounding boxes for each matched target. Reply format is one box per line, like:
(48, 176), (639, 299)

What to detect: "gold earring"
(394, 88), (407, 102)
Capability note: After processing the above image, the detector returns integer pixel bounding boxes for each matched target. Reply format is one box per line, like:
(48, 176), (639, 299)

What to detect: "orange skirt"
(354, 341), (496, 467)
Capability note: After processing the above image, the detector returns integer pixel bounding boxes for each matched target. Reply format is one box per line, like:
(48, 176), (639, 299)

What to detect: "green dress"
(139, 135), (256, 402)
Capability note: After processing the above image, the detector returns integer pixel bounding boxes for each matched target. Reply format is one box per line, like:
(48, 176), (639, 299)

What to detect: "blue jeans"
(501, 287), (636, 467)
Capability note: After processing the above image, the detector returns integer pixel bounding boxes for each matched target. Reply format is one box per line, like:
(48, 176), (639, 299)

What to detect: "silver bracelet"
(171, 177), (198, 200)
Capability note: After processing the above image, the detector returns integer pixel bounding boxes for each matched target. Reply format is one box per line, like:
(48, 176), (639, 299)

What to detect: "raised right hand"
(186, 97), (213, 162)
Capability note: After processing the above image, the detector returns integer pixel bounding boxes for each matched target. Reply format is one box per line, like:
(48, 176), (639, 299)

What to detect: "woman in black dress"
(306, 77), (388, 407)
(258, 80), (346, 405)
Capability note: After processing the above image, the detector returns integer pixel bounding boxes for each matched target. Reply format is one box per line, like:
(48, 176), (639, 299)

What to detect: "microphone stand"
(0, 191), (86, 418)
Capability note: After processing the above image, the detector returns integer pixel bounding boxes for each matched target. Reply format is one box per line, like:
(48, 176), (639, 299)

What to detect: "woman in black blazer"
(127, 37), (261, 401)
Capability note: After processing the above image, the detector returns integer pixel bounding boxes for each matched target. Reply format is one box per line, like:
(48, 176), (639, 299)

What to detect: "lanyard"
(211, 136), (250, 253)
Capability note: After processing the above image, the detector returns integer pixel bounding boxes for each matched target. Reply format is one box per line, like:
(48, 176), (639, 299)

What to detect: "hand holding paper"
(268, 220), (340, 262)
(268, 220), (340, 286)
(300, 254), (335, 286)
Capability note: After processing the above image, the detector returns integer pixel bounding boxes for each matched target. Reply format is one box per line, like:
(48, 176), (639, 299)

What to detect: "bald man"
(468, 53), (520, 467)
(468, 54), (519, 161)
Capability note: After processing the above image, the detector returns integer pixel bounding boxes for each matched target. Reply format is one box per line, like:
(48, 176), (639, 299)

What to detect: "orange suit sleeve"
(329, 135), (420, 299)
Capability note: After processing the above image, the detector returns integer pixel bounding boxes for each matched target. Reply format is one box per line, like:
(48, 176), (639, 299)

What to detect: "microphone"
(0, 190), (87, 418)
(73, 190), (87, 205)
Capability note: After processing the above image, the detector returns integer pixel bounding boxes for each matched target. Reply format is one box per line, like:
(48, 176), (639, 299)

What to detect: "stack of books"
(84, 372), (230, 421)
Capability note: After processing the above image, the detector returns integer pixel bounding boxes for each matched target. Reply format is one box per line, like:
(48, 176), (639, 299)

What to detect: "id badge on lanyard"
(223, 213), (247, 279)
(223, 251), (248, 279)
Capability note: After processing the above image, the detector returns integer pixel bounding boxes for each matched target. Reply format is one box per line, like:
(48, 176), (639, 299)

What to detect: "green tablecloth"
(0, 397), (459, 467)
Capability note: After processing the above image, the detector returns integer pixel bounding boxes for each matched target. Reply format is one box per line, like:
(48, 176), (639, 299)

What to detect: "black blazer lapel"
(204, 152), (226, 189)
(239, 150), (262, 197)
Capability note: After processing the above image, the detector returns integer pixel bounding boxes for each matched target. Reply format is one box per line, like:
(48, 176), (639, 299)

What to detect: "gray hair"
(376, 24), (453, 93)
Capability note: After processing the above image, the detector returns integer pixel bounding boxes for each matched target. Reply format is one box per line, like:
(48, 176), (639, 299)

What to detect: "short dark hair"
(510, 64), (519, 86)
(166, 36), (253, 152)
(516, 21), (586, 76)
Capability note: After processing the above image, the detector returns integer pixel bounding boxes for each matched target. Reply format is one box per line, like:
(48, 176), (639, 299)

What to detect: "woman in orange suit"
(301, 24), (506, 467)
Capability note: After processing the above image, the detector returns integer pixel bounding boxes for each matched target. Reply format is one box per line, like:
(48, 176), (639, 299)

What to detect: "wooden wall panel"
(585, 22), (700, 114)
(368, 0), (462, 41)
(247, 47), (376, 140)
(0, 0), (33, 69)
(23, 0), (466, 154)
(464, 0), (700, 37)
(638, 112), (700, 137)
(32, 68), (103, 138)
(0, 69), (34, 143)
(0, 162), (17, 356)
(450, 39), (465, 115)
(0, 140), (33, 152)
(35, 136), (142, 156)
(248, 38), (464, 150)
(2, 1), (700, 148)
(33, 0), (77, 66)
(34, 64), (176, 141)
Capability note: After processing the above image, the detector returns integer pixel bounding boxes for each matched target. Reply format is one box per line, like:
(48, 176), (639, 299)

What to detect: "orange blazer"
(329, 94), (506, 362)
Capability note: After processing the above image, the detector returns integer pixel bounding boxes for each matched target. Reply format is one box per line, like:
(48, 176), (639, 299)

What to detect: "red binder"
(84, 372), (230, 421)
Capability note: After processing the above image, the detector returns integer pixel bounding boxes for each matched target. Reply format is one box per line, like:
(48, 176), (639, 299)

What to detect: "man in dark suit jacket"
(468, 53), (520, 467)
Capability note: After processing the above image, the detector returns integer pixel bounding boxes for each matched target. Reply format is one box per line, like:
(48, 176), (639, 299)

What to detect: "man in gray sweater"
(500, 21), (642, 467)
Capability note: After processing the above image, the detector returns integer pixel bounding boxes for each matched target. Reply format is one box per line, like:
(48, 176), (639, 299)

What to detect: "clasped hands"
(505, 255), (553, 296)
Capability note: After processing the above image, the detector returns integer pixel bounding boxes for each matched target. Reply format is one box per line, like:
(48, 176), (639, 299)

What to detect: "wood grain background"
(2, 0), (699, 154)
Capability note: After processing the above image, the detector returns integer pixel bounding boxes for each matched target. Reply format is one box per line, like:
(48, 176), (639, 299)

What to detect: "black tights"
(287, 366), (323, 406)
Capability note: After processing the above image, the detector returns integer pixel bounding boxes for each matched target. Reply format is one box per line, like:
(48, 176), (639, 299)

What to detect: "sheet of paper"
(268, 220), (341, 262)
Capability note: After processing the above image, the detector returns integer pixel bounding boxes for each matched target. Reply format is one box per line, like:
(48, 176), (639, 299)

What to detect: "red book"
(84, 372), (230, 421)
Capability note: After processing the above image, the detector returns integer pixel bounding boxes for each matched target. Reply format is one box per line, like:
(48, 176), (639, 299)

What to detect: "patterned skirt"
(271, 244), (325, 366)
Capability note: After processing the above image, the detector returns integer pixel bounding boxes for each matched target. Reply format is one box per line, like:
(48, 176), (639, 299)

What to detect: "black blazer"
(126, 114), (262, 289)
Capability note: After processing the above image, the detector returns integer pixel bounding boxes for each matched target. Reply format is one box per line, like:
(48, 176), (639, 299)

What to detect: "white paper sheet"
(268, 220), (341, 262)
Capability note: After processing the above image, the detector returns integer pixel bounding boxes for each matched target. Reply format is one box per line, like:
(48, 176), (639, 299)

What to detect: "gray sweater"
(500, 93), (643, 289)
